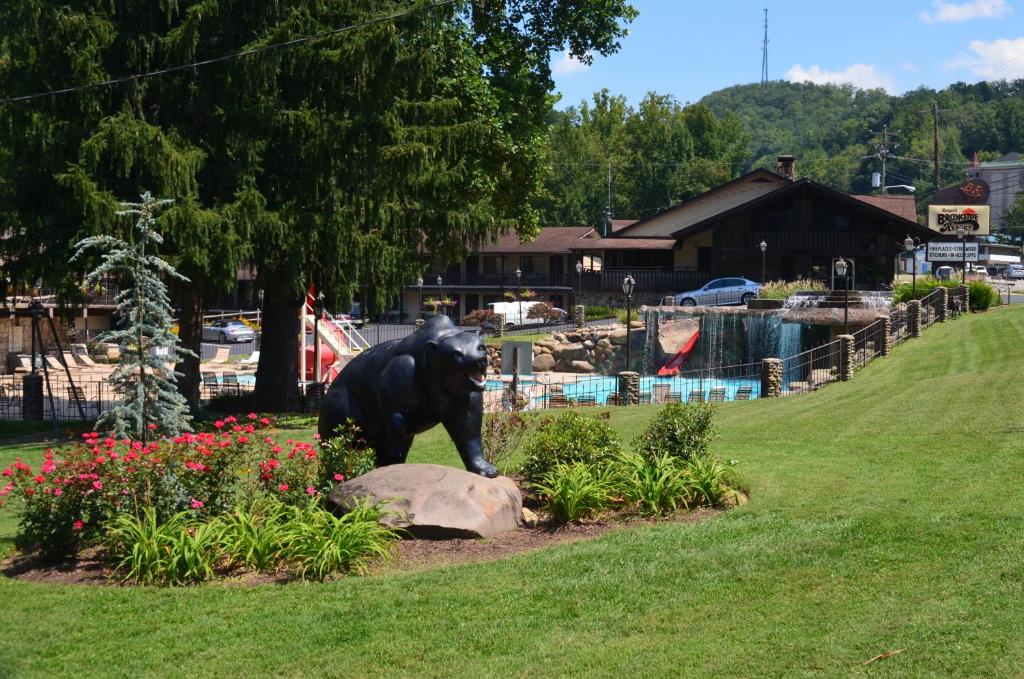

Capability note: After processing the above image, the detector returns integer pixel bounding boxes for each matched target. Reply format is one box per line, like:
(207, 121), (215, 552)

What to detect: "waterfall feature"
(701, 312), (725, 370)
(745, 311), (783, 364)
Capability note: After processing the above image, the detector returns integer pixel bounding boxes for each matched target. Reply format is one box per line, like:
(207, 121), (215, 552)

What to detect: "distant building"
(966, 152), (1023, 229)
(408, 157), (933, 316)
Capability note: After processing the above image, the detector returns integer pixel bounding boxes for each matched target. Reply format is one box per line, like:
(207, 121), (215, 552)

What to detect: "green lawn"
(2, 307), (1024, 677)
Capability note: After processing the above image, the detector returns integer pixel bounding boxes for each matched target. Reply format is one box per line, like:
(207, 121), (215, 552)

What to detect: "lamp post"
(759, 240), (767, 283)
(436, 275), (444, 316)
(622, 274), (636, 374)
(575, 261), (583, 308)
(834, 258), (849, 335)
(903, 234), (920, 298)
(515, 268), (522, 328)
(416, 276), (423, 320)
(957, 226), (967, 284)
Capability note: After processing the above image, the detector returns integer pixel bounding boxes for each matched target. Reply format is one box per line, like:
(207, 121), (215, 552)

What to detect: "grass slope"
(2, 308), (1024, 677)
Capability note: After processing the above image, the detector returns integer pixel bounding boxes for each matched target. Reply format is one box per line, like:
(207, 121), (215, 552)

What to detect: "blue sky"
(551, 0), (1024, 108)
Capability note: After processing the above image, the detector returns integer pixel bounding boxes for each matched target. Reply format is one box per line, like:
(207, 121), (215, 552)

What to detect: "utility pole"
(761, 9), (769, 89)
(933, 101), (940, 190)
(869, 126), (898, 194)
(604, 160), (613, 236)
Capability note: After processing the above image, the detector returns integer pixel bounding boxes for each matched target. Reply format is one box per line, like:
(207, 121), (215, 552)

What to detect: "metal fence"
(781, 339), (843, 395)
(851, 319), (886, 369)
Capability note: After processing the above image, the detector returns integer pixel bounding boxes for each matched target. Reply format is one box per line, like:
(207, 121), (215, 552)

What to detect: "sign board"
(927, 205), (990, 235)
(500, 341), (533, 376)
(926, 241), (979, 262)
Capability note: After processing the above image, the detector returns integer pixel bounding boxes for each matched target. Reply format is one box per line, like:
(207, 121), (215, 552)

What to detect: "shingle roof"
(851, 195), (918, 223)
(572, 237), (676, 251)
(475, 227), (596, 254)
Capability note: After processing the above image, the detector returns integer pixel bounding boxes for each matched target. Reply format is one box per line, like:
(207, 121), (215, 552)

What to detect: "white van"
(487, 301), (550, 329)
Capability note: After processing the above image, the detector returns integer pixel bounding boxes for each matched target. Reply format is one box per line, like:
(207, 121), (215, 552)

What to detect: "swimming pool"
(486, 375), (760, 407)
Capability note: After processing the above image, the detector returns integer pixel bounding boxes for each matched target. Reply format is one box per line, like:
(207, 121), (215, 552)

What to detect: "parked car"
(674, 277), (762, 307)
(202, 319), (255, 343)
(1006, 264), (1024, 279)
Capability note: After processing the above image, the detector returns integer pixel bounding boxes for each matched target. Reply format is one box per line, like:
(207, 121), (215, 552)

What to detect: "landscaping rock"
(609, 327), (628, 345)
(560, 342), (589, 360)
(521, 507), (539, 528)
(532, 353), (556, 372)
(570, 360), (595, 372)
(328, 464), (523, 539)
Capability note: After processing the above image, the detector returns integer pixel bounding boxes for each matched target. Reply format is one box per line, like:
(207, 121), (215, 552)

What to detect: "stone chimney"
(777, 155), (796, 181)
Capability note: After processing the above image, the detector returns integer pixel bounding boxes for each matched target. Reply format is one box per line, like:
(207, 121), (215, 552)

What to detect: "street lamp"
(575, 261), (583, 309)
(515, 268), (523, 327)
(759, 240), (767, 282)
(957, 226), (967, 284)
(903, 234), (920, 298)
(834, 258), (849, 335)
(436, 275), (444, 315)
(622, 274), (636, 378)
(416, 276), (423, 319)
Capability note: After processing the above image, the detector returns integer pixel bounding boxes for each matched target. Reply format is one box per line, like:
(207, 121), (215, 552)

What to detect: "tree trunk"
(254, 282), (301, 412)
(176, 271), (205, 413)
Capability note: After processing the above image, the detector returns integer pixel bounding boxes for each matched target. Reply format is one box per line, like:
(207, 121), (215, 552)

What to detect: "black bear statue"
(317, 314), (498, 478)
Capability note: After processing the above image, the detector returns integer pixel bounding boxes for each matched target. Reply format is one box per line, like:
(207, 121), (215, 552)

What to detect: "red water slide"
(657, 330), (700, 376)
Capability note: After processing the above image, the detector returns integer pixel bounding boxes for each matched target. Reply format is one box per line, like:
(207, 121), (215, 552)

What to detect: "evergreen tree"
(72, 193), (193, 440)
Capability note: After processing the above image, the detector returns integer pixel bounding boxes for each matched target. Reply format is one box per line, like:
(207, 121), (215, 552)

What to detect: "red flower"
(247, 412), (258, 420)
(148, 423), (158, 431)
(333, 473), (344, 482)
(73, 520), (83, 530)
(278, 483), (289, 492)
(306, 486), (317, 496)
(190, 499), (204, 509)
(214, 420), (225, 429)
(92, 480), (103, 491)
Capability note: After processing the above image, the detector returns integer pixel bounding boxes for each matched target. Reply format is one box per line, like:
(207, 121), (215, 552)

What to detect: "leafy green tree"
(0, 0), (637, 412)
(72, 193), (193, 439)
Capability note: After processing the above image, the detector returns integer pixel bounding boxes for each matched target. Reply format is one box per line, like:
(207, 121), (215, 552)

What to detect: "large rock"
(609, 327), (629, 345)
(328, 464), (523, 539)
(533, 353), (556, 372)
(570, 360), (595, 372)
(559, 342), (589, 360)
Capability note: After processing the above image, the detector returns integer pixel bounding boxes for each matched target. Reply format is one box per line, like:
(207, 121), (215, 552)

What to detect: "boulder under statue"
(317, 315), (498, 478)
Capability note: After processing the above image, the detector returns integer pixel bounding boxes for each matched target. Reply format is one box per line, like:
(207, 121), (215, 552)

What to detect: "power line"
(0, 0), (457, 105)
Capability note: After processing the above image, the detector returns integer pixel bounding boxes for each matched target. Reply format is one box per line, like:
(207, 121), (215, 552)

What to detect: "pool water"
(486, 375), (760, 406)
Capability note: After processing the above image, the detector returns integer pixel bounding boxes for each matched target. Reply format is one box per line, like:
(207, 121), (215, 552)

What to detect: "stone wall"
(532, 322), (645, 374)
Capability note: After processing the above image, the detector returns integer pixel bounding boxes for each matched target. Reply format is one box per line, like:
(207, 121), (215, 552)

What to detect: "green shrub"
(530, 463), (613, 522)
(613, 452), (693, 516)
(319, 421), (375, 490)
(892, 277), (957, 304)
(585, 305), (618, 321)
(482, 411), (530, 470)
(633, 402), (715, 462)
(756, 278), (827, 300)
(518, 411), (621, 484)
(282, 499), (399, 579)
(968, 281), (1000, 311)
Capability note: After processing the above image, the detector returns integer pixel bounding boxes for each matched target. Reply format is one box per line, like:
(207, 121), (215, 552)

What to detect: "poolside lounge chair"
(238, 350), (260, 369)
(206, 345), (230, 365)
(221, 372), (242, 395)
(605, 393), (621, 406)
(201, 371), (221, 397)
(664, 391), (682, 403)
(66, 385), (98, 419)
(639, 393), (652, 404)
(735, 385), (753, 401)
(44, 355), (67, 372)
(0, 385), (18, 415)
(549, 394), (569, 408)
(708, 387), (726, 403)
(576, 395), (596, 407)
(687, 390), (706, 403)
(14, 355), (33, 374)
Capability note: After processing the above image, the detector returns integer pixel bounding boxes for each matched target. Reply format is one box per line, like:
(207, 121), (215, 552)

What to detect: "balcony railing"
(417, 269), (712, 293)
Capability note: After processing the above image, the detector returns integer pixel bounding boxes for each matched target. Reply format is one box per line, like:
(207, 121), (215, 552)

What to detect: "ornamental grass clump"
(282, 499), (400, 580)
(105, 508), (222, 586)
(530, 463), (614, 522)
(613, 452), (693, 516)
(756, 278), (827, 300)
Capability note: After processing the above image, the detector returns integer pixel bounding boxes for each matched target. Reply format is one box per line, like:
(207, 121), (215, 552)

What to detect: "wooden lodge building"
(405, 157), (936, 316)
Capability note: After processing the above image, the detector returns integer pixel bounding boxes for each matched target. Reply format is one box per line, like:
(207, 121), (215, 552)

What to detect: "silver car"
(674, 277), (762, 307)
(202, 319), (255, 343)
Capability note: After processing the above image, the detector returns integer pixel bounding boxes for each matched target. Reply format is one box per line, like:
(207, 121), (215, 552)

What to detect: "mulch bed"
(1, 507), (725, 586)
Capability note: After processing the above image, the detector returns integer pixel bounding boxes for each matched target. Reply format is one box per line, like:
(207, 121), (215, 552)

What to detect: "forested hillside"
(536, 79), (1024, 227)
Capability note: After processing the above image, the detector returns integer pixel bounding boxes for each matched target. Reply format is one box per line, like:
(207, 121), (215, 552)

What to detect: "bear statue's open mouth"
(466, 369), (487, 390)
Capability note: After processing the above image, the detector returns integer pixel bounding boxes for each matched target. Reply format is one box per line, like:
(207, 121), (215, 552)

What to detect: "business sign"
(926, 241), (979, 262)
(927, 205), (990, 236)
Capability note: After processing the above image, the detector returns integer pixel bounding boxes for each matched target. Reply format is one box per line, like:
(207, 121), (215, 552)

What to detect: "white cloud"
(920, 0), (1011, 23)
(551, 52), (591, 77)
(946, 37), (1024, 78)
(785, 64), (896, 92)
